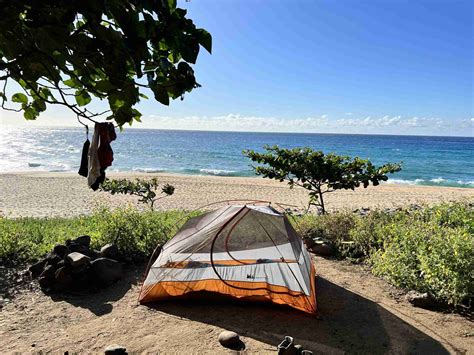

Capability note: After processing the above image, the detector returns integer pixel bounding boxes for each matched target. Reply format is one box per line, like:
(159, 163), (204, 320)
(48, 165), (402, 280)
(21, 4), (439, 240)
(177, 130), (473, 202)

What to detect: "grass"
(0, 207), (199, 265)
(1, 201), (472, 307)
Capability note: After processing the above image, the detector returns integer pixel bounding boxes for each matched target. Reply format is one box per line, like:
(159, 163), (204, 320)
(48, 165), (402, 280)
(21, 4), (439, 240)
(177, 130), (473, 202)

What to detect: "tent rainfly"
(139, 204), (317, 313)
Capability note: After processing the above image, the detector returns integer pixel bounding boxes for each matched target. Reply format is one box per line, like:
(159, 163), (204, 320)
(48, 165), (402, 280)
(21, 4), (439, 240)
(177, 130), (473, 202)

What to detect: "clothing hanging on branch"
(78, 122), (116, 190)
(78, 139), (90, 177)
(77, 119), (89, 178)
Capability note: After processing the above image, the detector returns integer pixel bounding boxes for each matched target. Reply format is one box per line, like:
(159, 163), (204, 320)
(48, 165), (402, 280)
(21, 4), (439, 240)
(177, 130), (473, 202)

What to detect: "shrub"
(1, 201), (471, 307)
(295, 201), (473, 306)
(349, 202), (473, 306)
(0, 207), (200, 265)
(100, 178), (175, 210)
(348, 210), (408, 257)
(92, 206), (197, 257)
(294, 212), (357, 258)
(0, 215), (100, 265)
(369, 220), (473, 306)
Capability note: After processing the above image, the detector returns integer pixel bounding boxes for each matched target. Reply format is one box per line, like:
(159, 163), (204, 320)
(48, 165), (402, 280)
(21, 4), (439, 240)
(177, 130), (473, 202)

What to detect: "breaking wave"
(386, 178), (474, 188)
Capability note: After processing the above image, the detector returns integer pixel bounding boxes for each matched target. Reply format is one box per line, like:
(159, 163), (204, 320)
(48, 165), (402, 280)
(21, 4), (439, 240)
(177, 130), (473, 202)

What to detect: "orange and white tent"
(139, 204), (317, 314)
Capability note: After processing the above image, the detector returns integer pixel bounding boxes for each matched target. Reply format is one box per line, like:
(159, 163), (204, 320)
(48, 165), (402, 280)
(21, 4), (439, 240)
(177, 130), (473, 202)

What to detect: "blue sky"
(1, 0), (473, 136)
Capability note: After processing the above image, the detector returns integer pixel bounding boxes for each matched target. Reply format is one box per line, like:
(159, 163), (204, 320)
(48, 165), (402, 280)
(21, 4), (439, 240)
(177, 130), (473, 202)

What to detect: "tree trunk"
(318, 188), (325, 214)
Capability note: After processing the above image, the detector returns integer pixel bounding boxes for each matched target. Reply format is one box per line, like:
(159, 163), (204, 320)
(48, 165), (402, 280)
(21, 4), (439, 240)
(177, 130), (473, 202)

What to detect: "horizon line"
(1, 123), (473, 139)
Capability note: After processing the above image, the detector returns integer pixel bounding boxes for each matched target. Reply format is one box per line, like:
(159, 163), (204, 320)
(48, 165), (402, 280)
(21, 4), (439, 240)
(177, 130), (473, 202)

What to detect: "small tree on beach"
(100, 178), (175, 211)
(244, 145), (402, 214)
(0, 0), (211, 127)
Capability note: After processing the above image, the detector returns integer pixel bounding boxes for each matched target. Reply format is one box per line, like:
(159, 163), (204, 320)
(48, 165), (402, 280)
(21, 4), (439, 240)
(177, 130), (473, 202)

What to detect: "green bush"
(294, 212), (356, 257)
(92, 206), (198, 257)
(1, 201), (472, 306)
(0, 207), (199, 264)
(0, 215), (100, 265)
(366, 204), (473, 306)
(295, 201), (473, 306)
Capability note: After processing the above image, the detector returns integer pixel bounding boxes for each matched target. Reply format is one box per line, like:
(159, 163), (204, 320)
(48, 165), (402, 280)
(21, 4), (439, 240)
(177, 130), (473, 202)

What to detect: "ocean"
(0, 126), (473, 188)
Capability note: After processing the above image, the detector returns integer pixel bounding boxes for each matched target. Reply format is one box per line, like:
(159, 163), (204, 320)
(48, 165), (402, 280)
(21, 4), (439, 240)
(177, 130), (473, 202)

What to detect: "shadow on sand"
(147, 277), (450, 354)
(48, 266), (142, 316)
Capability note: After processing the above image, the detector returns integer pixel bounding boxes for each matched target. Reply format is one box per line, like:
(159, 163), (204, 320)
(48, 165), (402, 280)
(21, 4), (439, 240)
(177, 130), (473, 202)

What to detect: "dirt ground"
(1, 256), (472, 354)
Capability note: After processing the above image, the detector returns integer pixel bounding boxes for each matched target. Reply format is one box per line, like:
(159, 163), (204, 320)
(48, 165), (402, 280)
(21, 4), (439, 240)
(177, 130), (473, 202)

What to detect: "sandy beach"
(0, 172), (473, 218)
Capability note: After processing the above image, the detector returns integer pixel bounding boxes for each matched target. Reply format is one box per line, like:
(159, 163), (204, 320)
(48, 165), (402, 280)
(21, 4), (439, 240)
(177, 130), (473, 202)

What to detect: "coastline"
(1, 171), (473, 218)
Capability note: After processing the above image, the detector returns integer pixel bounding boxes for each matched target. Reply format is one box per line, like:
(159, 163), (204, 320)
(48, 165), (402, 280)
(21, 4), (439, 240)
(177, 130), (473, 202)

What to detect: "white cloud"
(1, 109), (472, 136)
(140, 114), (472, 136)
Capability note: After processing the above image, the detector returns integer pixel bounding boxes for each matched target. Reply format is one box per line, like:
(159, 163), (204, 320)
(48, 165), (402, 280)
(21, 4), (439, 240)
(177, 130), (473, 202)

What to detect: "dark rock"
(45, 252), (62, 266)
(354, 207), (371, 216)
(310, 240), (335, 256)
(29, 259), (47, 278)
(87, 249), (100, 259)
(73, 235), (91, 247)
(38, 276), (53, 289)
(218, 330), (240, 348)
(104, 344), (127, 355)
(311, 244), (334, 256)
(409, 204), (422, 211)
(68, 243), (90, 255)
(303, 237), (315, 249)
(40, 264), (56, 280)
(71, 263), (89, 275)
(72, 271), (91, 290)
(132, 254), (146, 263)
(69, 243), (99, 259)
(100, 244), (119, 259)
(386, 207), (402, 214)
(91, 258), (123, 285)
(66, 252), (91, 267)
(53, 244), (70, 258)
(55, 266), (73, 287)
(405, 291), (437, 309)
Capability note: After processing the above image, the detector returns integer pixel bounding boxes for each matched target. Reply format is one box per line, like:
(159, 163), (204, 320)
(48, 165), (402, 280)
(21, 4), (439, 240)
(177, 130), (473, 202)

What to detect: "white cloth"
(87, 124), (101, 187)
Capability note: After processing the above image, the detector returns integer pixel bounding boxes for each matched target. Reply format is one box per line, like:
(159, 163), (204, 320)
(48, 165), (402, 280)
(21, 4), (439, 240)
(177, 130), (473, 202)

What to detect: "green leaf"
(109, 94), (126, 110)
(32, 99), (46, 112)
(94, 80), (115, 92)
(151, 84), (169, 105)
(75, 90), (91, 106)
(132, 109), (142, 122)
(24, 107), (37, 120)
(63, 78), (78, 88)
(12, 93), (28, 104)
(181, 41), (199, 64)
(198, 29), (212, 54)
(167, 0), (177, 10)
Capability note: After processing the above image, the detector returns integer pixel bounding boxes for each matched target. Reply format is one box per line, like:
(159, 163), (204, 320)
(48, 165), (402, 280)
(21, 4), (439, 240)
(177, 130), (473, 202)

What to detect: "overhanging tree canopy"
(0, 0), (212, 126)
